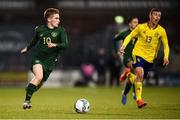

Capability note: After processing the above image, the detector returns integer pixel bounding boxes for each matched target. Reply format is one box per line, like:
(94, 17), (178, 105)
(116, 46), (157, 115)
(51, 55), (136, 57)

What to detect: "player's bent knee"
(35, 76), (43, 83)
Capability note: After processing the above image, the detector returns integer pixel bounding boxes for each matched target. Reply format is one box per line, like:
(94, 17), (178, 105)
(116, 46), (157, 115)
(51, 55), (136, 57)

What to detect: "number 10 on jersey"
(43, 37), (52, 44)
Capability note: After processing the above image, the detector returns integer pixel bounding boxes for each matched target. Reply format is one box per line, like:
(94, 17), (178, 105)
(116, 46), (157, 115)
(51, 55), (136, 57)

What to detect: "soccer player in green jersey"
(20, 8), (68, 109)
(113, 16), (138, 105)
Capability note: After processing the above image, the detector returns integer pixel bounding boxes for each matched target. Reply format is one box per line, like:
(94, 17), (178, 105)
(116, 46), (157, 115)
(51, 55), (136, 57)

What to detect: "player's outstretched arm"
(121, 25), (139, 51)
(161, 29), (170, 66)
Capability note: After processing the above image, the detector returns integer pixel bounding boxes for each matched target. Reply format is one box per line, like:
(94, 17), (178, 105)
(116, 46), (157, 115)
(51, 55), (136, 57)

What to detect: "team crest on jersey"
(154, 32), (159, 37)
(51, 32), (58, 37)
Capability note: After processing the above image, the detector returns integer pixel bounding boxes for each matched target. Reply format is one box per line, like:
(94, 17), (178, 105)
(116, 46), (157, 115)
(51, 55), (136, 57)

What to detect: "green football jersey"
(27, 25), (68, 68)
(113, 29), (137, 58)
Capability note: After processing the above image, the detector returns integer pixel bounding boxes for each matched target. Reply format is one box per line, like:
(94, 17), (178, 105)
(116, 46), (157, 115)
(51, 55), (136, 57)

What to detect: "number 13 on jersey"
(146, 36), (152, 43)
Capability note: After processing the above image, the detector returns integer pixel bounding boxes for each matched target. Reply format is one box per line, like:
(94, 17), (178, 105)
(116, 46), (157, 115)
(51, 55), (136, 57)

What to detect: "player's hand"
(20, 47), (27, 54)
(163, 58), (169, 66)
(47, 43), (57, 48)
(119, 46), (125, 54)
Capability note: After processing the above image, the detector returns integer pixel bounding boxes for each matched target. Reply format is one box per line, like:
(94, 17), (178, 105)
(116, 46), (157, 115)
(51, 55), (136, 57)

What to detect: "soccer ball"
(74, 98), (90, 113)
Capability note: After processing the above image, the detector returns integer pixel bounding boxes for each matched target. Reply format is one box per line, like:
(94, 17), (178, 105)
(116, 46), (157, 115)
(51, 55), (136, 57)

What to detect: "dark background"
(0, 0), (179, 86)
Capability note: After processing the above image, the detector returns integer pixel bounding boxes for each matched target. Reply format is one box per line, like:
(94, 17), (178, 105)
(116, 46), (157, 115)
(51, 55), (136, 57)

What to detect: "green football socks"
(123, 82), (132, 95)
(25, 83), (37, 101)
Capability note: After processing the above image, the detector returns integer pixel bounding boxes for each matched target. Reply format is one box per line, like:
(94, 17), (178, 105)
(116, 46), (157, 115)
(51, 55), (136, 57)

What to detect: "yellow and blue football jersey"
(122, 22), (169, 63)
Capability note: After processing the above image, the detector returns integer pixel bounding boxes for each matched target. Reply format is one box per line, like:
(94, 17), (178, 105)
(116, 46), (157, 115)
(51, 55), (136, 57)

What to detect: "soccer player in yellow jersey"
(120, 8), (170, 108)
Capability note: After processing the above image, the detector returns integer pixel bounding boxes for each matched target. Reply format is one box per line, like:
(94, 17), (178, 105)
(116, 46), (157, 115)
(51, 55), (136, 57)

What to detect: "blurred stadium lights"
(114, 16), (124, 24)
(57, 0), (173, 9)
(0, 0), (35, 10)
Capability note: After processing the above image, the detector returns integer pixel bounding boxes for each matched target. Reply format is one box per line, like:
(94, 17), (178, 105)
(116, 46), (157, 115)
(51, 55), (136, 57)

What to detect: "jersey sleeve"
(27, 26), (39, 51)
(122, 25), (139, 48)
(57, 28), (68, 50)
(113, 33), (124, 53)
(161, 29), (170, 59)
(113, 33), (124, 42)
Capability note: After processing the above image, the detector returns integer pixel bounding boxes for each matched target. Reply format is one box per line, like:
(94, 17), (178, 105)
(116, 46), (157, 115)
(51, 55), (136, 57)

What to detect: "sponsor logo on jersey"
(51, 32), (58, 37)
(40, 34), (43, 37)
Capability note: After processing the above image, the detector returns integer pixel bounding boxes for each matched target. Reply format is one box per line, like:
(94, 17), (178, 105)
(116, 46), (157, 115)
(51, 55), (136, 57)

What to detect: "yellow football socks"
(129, 72), (136, 84)
(135, 82), (142, 101)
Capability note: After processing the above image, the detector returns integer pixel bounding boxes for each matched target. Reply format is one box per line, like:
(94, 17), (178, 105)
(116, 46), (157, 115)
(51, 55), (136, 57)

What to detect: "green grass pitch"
(0, 87), (180, 119)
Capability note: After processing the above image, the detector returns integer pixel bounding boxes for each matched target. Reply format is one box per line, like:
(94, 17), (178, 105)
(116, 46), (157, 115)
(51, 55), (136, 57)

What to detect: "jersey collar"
(147, 22), (158, 30)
